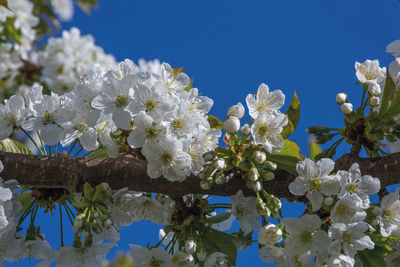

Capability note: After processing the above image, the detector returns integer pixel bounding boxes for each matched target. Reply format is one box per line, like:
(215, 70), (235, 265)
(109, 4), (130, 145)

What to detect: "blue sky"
(7, 0), (400, 266)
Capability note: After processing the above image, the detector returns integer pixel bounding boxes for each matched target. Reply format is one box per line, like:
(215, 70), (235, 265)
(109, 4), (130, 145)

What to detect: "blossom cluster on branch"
(0, 0), (400, 266)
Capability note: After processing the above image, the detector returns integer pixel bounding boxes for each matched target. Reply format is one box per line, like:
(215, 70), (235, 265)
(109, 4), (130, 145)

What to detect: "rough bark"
(0, 150), (399, 199)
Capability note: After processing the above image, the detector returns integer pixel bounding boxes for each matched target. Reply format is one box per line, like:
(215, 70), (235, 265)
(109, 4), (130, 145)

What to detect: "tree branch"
(0, 151), (399, 200)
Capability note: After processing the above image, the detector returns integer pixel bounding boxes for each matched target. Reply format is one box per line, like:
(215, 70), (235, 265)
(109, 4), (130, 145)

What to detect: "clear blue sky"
(7, 0), (400, 266)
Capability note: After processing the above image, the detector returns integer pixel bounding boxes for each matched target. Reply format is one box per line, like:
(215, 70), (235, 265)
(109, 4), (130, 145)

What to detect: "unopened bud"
(264, 161), (277, 171)
(340, 103), (353, 115)
(253, 151), (266, 164)
(324, 197), (333, 206)
(200, 180), (212, 190)
(240, 124), (251, 135)
(335, 92), (347, 104)
(223, 117), (240, 134)
(215, 172), (225, 185)
(104, 219), (112, 228)
(227, 102), (245, 119)
(259, 169), (275, 181)
(253, 181), (262, 192)
(248, 168), (259, 181)
(369, 96), (380, 107)
(185, 239), (197, 254)
(215, 158), (226, 170)
(202, 151), (215, 162)
(368, 83), (381, 96)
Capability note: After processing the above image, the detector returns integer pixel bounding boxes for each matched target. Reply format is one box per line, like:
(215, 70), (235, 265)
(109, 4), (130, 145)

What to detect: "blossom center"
(144, 126), (158, 139)
(346, 183), (358, 193)
(115, 95), (129, 108)
(145, 100), (157, 112)
(299, 231), (312, 243)
(149, 257), (163, 267)
(161, 152), (173, 165)
(75, 123), (88, 132)
(309, 178), (320, 191)
(42, 111), (54, 125)
(171, 119), (184, 130)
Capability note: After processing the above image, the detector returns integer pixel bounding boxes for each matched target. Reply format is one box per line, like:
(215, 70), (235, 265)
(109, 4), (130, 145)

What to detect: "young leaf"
(278, 139), (302, 159)
(281, 91), (300, 138)
(309, 137), (322, 161)
(379, 70), (400, 116)
(0, 138), (34, 155)
(204, 227), (237, 265)
(208, 115), (223, 129)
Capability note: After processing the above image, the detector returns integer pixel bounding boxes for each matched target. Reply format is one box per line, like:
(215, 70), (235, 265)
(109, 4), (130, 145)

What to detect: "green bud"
(215, 172), (225, 185)
(248, 167), (259, 182)
(259, 169), (275, 181)
(263, 161), (277, 171)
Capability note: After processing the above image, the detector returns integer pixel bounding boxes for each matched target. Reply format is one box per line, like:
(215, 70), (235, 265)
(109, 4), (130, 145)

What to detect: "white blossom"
(246, 83), (285, 119)
(230, 190), (261, 234)
(258, 224), (283, 246)
(289, 158), (340, 211)
(129, 245), (172, 267)
(376, 190), (400, 237)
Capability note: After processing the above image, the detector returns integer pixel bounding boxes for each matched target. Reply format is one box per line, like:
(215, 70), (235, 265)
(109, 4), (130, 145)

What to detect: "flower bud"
(259, 169), (275, 181)
(253, 151), (266, 164)
(264, 161), (277, 171)
(240, 123), (251, 135)
(253, 181), (262, 192)
(197, 249), (207, 262)
(368, 83), (381, 96)
(104, 219), (112, 228)
(248, 168), (259, 181)
(185, 239), (197, 254)
(215, 158), (226, 170)
(227, 102), (245, 119)
(202, 151), (215, 162)
(369, 96), (380, 107)
(335, 92), (347, 104)
(340, 103), (353, 115)
(223, 117), (240, 134)
(271, 196), (282, 209)
(215, 172), (225, 185)
(200, 179), (212, 190)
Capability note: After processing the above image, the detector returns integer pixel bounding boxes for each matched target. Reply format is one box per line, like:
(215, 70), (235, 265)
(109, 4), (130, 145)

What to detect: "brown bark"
(0, 150), (399, 199)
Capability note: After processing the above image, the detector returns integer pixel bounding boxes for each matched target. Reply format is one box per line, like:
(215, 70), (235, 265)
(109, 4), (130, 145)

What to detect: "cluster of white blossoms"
(0, 58), (219, 181)
(35, 27), (116, 94)
(253, 157), (400, 267)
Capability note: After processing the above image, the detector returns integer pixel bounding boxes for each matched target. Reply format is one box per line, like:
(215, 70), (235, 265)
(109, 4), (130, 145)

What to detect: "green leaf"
(281, 91), (300, 138)
(204, 227), (237, 265)
(208, 115), (223, 129)
(309, 137), (322, 161)
(266, 153), (299, 175)
(380, 70), (400, 116)
(207, 212), (231, 224)
(278, 139), (302, 159)
(17, 192), (33, 215)
(89, 147), (109, 158)
(83, 183), (94, 202)
(3, 17), (21, 44)
(76, 0), (97, 14)
(0, 138), (34, 155)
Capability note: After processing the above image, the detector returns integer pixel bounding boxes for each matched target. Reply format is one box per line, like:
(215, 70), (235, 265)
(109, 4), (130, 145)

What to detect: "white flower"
(53, 241), (113, 267)
(184, 239), (196, 254)
(223, 117), (240, 134)
(246, 83), (285, 119)
(230, 190), (261, 234)
(129, 245), (171, 267)
(22, 87), (76, 145)
(142, 138), (191, 182)
(337, 163), (380, 209)
(258, 224), (283, 246)
(376, 190), (400, 237)
(328, 222), (374, 257)
(203, 252), (228, 267)
(327, 254), (355, 267)
(335, 93), (347, 104)
(281, 214), (330, 264)
(227, 102), (245, 119)
(387, 40), (400, 57)
(259, 246), (286, 266)
(0, 95), (26, 140)
(289, 158), (340, 211)
(127, 111), (166, 148)
(92, 72), (135, 130)
(51, 0), (73, 21)
(385, 248), (400, 267)
(340, 103), (353, 115)
(355, 59), (386, 85)
(330, 196), (366, 224)
(251, 110), (288, 154)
